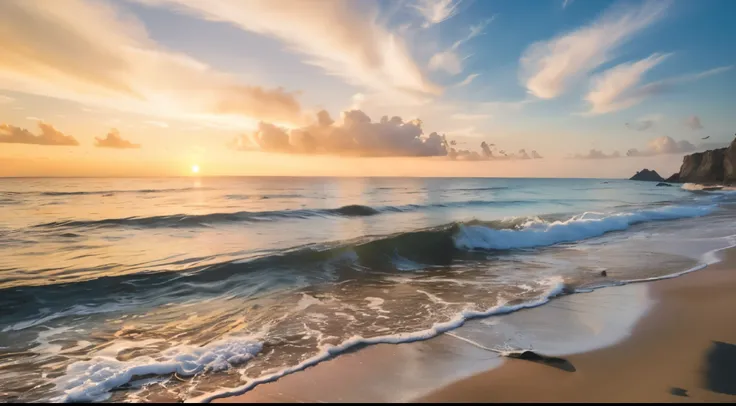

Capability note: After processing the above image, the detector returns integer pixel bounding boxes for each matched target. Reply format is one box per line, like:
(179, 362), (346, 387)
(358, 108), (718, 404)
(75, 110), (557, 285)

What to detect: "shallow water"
(1, 177), (735, 402)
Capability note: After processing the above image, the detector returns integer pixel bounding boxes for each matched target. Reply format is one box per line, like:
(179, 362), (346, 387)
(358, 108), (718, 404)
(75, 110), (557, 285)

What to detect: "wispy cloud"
(0, 95), (14, 104)
(137, 0), (440, 98)
(585, 53), (670, 115)
(684, 115), (703, 130)
(455, 73), (480, 87)
(95, 128), (141, 149)
(562, 0), (574, 9)
(585, 61), (732, 115)
(0, 0), (304, 128)
(571, 149), (622, 159)
(521, 0), (670, 99)
(412, 0), (462, 28)
(0, 122), (79, 146)
(429, 17), (494, 76)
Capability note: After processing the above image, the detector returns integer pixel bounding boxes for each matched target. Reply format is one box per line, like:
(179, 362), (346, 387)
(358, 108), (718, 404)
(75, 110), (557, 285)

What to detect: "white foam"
(364, 297), (390, 314)
(189, 277), (565, 403)
(454, 205), (716, 250)
(54, 335), (264, 403)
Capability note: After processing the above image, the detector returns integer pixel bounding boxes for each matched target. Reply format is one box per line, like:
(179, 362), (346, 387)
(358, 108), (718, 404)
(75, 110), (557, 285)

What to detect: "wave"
(681, 183), (736, 192)
(454, 205), (716, 250)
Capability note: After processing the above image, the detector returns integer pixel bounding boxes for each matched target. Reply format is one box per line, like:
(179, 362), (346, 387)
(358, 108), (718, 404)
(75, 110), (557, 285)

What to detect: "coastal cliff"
(667, 137), (736, 185)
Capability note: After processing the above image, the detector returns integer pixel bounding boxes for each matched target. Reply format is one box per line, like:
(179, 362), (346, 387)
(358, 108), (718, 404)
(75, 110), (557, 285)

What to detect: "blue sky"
(0, 0), (734, 177)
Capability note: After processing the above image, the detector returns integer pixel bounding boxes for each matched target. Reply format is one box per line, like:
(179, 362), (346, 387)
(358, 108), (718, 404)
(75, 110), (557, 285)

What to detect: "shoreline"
(419, 247), (736, 402)
(210, 246), (736, 403)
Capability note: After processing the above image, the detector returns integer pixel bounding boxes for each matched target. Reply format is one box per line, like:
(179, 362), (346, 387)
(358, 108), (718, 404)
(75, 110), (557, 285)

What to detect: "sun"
(191, 164), (200, 174)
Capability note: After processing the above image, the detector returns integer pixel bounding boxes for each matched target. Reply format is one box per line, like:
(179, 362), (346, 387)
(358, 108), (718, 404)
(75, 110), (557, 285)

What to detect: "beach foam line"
(454, 204), (717, 250)
(185, 277), (566, 403)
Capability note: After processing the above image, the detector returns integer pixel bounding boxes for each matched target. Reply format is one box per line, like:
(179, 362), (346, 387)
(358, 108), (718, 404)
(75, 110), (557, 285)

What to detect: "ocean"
(1, 177), (735, 402)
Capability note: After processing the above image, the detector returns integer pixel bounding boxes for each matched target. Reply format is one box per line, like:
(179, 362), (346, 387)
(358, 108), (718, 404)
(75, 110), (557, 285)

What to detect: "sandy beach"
(420, 247), (736, 403)
(214, 247), (736, 403)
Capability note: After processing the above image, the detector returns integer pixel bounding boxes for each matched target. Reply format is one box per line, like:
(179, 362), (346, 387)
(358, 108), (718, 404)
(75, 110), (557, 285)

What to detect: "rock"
(629, 169), (665, 182)
(665, 172), (680, 183)
(674, 136), (736, 185)
(656, 182), (672, 187)
(600, 270), (607, 277)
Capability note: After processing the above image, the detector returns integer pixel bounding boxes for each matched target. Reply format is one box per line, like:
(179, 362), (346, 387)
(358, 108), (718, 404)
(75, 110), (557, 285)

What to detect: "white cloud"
(585, 53), (670, 115)
(26, 116), (42, 121)
(521, 0), (669, 99)
(137, 0), (440, 98)
(0, 0), (303, 127)
(626, 136), (696, 156)
(562, 0), (574, 9)
(585, 61), (732, 115)
(455, 73), (480, 87)
(429, 51), (463, 75)
(684, 115), (703, 130)
(412, 0), (462, 28)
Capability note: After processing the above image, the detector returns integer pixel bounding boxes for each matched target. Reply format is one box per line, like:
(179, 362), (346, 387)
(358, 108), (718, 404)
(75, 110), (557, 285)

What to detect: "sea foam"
(453, 205), (716, 250)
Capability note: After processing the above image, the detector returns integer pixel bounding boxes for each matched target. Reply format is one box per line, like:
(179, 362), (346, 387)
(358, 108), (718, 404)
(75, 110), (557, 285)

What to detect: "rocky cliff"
(668, 136), (736, 184)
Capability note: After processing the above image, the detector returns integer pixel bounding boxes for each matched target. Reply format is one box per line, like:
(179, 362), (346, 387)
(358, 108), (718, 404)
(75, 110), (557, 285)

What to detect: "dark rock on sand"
(629, 169), (665, 182)
(656, 182), (672, 187)
(669, 387), (689, 397)
(600, 270), (607, 277)
(507, 351), (576, 372)
(705, 341), (736, 395)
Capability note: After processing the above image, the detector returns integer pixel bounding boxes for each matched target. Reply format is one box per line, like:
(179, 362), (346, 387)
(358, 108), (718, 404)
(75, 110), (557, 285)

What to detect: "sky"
(1, 0), (735, 178)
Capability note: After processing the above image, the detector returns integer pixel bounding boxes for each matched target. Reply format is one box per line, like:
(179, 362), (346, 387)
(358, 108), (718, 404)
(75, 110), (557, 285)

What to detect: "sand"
(214, 248), (736, 403)
(419, 248), (736, 403)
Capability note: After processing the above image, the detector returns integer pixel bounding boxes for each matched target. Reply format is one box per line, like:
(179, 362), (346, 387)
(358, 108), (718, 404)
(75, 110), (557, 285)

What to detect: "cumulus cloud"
(0, 0), (303, 127)
(449, 143), (543, 161)
(625, 114), (663, 131)
(685, 115), (703, 130)
(412, 0), (462, 28)
(232, 110), (449, 157)
(521, 0), (669, 99)
(94, 129), (141, 149)
(137, 0), (440, 97)
(571, 149), (622, 160)
(0, 122), (79, 146)
(626, 136), (696, 157)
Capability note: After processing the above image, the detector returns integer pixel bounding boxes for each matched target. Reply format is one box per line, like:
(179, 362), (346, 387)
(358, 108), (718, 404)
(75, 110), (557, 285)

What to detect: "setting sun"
(191, 164), (200, 174)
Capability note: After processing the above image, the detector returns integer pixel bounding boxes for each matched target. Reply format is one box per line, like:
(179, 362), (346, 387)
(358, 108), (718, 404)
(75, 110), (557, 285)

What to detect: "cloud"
(0, 0), (303, 127)
(232, 110), (449, 157)
(451, 113), (491, 121)
(562, 0), (574, 9)
(625, 114), (663, 131)
(571, 149), (622, 159)
(585, 53), (670, 115)
(0, 95), (14, 104)
(94, 128), (141, 149)
(684, 115), (703, 130)
(450, 143), (543, 161)
(429, 17), (494, 76)
(0, 122), (79, 146)
(429, 51), (464, 75)
(137, 0), (440, 97)
(521, 0), (669, 99)
(412, 0), (462, 28)
(626, 136), (696, 157)
(455, 73), (480, 87)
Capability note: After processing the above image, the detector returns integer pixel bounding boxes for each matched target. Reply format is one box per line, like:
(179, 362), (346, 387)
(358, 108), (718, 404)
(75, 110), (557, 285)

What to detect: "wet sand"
(213, 248), (736, 403)
(420, 248), (736, 402)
